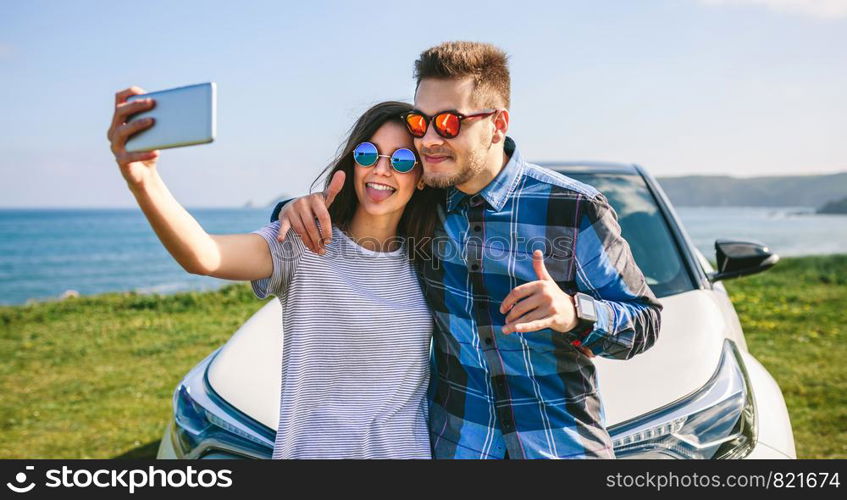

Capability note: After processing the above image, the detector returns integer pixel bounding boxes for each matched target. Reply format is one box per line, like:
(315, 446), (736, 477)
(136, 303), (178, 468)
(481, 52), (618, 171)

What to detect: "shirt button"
(471, 263), (480, 271)
(485, 338), (493, 345)
(473, 224), (482, 232)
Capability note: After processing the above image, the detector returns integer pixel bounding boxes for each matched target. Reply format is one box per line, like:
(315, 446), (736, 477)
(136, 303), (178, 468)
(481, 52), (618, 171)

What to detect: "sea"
(1, 206), (846, 306)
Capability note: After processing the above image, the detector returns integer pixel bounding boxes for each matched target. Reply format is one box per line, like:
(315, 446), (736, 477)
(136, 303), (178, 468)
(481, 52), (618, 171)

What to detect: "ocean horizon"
(2, 206), (846, 306)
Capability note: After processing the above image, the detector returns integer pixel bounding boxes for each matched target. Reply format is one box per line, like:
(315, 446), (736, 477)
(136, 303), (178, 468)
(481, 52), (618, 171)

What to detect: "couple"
(108, 41), (662, 459)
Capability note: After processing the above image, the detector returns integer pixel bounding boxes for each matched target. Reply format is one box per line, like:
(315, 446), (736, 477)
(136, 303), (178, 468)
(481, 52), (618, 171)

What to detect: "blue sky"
(1, 0), (845, 207)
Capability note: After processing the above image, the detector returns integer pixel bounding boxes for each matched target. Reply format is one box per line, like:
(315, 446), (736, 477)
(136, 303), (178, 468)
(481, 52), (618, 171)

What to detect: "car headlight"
(608, 339), (756, 459)
(171, 349), (274, 459)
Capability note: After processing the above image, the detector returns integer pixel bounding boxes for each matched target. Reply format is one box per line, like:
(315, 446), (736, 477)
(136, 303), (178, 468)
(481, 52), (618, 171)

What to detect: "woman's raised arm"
(108, 86), (272, 281)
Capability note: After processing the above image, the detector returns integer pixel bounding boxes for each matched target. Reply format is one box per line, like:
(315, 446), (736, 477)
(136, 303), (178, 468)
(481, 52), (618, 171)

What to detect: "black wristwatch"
(571, 292), (598, 335)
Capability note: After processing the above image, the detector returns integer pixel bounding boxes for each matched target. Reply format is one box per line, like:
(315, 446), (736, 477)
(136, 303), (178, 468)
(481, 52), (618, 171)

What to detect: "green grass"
(0, 255), (844, 459)
(0, 285), (268, 459)
(723, 255), (847, 459)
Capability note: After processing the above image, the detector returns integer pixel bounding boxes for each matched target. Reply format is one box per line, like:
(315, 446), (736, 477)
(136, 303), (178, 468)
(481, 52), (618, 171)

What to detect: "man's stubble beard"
(422, 140), (490, 189)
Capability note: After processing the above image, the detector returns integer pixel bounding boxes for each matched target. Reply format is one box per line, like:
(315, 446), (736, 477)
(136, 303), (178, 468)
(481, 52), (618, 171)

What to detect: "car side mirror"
(708, 239), (779, 282)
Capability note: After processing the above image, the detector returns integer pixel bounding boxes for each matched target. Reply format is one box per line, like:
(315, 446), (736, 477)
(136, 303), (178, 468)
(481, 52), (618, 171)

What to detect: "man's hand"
(276, 170), (345, 254)
(500, 250), (595, 357)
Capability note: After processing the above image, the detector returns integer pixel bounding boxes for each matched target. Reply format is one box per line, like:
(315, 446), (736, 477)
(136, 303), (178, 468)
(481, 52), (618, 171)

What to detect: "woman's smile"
(365, 181), (397, 202)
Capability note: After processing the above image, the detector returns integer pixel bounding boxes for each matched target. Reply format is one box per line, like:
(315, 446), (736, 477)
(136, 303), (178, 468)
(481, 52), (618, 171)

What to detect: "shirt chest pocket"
(497, 326), (576, 354)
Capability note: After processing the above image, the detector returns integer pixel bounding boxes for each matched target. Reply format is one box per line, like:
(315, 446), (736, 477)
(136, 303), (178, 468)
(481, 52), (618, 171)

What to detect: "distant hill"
(656, 172), (847, 208)
(818, 196), (847, 214)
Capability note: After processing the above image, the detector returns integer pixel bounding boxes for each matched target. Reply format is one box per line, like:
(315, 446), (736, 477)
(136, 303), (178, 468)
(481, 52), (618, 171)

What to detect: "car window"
(564, 172), (695, 297)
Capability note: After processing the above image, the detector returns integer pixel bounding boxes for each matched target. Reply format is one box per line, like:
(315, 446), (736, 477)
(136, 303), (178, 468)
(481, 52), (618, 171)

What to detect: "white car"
(157, 162), (796, 459)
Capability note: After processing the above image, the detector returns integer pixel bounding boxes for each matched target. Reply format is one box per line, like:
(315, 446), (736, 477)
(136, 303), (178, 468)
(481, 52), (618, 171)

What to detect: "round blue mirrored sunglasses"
(352, 142), (418, 173)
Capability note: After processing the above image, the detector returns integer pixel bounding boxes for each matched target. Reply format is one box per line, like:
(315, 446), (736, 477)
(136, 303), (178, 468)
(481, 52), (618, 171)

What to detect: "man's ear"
(491, 109), (510, 144)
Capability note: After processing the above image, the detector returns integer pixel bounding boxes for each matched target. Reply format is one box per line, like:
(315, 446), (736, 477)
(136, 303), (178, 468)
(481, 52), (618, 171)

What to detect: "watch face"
(578, 295), (596, 320)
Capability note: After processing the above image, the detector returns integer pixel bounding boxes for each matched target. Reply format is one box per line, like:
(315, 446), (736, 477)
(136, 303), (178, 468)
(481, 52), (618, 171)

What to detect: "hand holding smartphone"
(124, 82), (217, 152)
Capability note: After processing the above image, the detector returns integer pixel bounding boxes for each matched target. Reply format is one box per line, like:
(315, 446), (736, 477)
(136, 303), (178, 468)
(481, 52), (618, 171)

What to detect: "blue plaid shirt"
(418, 137), (662, 459)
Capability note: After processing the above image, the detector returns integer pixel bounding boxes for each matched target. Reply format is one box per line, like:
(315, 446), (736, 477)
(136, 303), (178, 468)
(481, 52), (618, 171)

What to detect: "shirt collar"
(446, 136), (523, 213)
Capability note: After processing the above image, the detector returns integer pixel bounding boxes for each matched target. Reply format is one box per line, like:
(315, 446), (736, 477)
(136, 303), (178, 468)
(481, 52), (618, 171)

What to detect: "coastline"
(5, 206), (847, 306)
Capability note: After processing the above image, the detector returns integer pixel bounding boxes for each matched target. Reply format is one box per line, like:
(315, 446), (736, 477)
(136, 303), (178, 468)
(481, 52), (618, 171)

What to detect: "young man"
(273, 42), (662, 459)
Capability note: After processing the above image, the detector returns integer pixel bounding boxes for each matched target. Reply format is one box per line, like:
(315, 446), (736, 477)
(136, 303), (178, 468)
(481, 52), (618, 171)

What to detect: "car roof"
(534, 161), (640, 175)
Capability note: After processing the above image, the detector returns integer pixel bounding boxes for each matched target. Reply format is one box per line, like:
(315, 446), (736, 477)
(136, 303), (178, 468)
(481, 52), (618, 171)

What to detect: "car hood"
(208, 289), (730, 431)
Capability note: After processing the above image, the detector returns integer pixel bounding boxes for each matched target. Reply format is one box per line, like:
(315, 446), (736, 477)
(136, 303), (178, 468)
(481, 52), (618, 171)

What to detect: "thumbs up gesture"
(500, 250), (593, 355)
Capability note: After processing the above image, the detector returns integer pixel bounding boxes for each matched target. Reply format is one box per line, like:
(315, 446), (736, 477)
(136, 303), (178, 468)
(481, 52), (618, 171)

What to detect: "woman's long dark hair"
(311, 101), (444, 263)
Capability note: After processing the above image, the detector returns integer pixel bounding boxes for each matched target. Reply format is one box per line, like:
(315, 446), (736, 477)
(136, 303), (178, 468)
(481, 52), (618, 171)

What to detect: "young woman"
(107, 89), (443, 459)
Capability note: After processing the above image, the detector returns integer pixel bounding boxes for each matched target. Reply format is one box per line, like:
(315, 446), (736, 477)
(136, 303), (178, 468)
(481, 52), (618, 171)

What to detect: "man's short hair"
(414, 41), (511, 110)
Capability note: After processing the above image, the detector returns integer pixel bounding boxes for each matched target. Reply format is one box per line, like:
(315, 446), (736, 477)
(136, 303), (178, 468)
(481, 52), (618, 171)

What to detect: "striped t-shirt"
(250, 221), (433, 459)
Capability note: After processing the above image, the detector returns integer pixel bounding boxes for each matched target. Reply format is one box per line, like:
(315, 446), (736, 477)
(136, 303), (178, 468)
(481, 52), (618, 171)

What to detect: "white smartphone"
(125, 82), (216, 152)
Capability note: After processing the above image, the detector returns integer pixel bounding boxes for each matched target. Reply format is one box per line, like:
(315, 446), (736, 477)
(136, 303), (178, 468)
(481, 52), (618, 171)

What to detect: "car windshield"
(563, 172), (695, 298)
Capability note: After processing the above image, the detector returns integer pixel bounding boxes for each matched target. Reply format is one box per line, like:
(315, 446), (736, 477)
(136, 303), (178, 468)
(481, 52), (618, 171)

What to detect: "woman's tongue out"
(366, 182), (396, 202)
